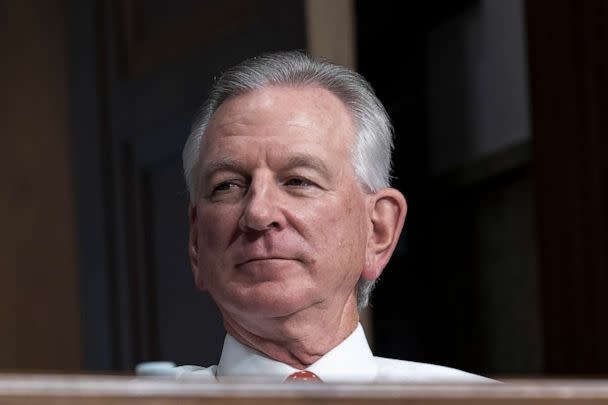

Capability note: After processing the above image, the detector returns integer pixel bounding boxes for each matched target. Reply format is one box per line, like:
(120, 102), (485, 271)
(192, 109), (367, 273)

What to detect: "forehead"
(200, 85), (355, 159)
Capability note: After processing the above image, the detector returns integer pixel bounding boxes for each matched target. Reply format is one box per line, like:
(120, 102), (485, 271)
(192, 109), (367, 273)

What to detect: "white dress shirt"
(172, 324), (493, 383)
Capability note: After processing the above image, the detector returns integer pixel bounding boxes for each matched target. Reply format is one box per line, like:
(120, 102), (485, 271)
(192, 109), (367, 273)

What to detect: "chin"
(224, 286), (317, 319)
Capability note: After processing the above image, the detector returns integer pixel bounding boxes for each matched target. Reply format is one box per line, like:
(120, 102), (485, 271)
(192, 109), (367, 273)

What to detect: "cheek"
(197, 204), (239, 248)
(304, 196), (368, 261)
(194, 205), (240, 289)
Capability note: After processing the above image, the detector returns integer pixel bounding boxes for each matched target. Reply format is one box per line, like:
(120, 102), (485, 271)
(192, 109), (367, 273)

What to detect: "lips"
(235, 257), (295, 266)
(232, 240), (306, 267)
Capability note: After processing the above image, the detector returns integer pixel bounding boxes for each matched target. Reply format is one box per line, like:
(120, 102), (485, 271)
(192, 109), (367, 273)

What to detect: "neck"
(221, 295), (359, 369)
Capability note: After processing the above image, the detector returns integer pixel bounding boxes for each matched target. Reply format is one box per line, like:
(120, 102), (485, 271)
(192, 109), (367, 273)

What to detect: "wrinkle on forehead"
(207, 85), (352, 138)
(198, 86), (358, 184)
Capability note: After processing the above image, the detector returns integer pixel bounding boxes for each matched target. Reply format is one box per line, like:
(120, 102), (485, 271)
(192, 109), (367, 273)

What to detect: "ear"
(362, 188), (407, 281)
(189, 205), (207, 291)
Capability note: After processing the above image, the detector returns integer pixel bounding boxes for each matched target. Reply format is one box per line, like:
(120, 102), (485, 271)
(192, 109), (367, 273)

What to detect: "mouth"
(236, 257), (295, 267)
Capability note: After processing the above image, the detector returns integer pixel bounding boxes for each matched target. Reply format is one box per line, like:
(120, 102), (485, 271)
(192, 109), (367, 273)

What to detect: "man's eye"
(212, 181), (241, 194)
(284, 177), (312, 187)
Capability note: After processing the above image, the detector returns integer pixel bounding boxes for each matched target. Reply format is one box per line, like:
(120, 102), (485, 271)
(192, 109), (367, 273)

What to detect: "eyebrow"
(283, 154), (331, 179)
(201, 153), (332, 181)
(201, 157), (245, 180)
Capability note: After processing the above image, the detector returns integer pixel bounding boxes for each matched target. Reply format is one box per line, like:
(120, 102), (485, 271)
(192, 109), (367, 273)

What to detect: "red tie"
(285, 370), (322, 382)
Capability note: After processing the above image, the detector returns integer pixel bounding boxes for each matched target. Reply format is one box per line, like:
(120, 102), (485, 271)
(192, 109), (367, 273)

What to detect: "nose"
(238, 177), (284, 233)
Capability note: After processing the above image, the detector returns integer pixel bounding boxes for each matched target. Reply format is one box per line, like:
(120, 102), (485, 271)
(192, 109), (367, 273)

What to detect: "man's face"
(190, 85), (371, 322)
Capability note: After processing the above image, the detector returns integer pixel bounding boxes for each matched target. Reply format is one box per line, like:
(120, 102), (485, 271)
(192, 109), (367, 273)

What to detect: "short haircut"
(183, 50), (395, 309)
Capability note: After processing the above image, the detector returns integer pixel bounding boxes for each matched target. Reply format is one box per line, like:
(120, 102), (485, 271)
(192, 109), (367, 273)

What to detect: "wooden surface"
(1, 374), (608, 404)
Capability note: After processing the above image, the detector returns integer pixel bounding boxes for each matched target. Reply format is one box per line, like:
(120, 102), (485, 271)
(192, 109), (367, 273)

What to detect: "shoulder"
(374, 356), (496, 383)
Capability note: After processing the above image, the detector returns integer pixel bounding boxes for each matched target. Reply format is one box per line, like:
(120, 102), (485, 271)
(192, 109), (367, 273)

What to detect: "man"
(175, 50), (490, 383)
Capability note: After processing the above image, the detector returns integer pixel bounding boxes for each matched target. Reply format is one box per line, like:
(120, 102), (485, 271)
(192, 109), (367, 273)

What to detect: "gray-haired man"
(176, 51), (490, 383)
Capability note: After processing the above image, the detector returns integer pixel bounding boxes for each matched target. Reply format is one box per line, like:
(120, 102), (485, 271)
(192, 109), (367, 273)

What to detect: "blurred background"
(1, 0), (606, 379)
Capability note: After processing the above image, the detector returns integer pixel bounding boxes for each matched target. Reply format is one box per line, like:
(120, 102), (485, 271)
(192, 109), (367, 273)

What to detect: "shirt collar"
(216, 323), (378, 383)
